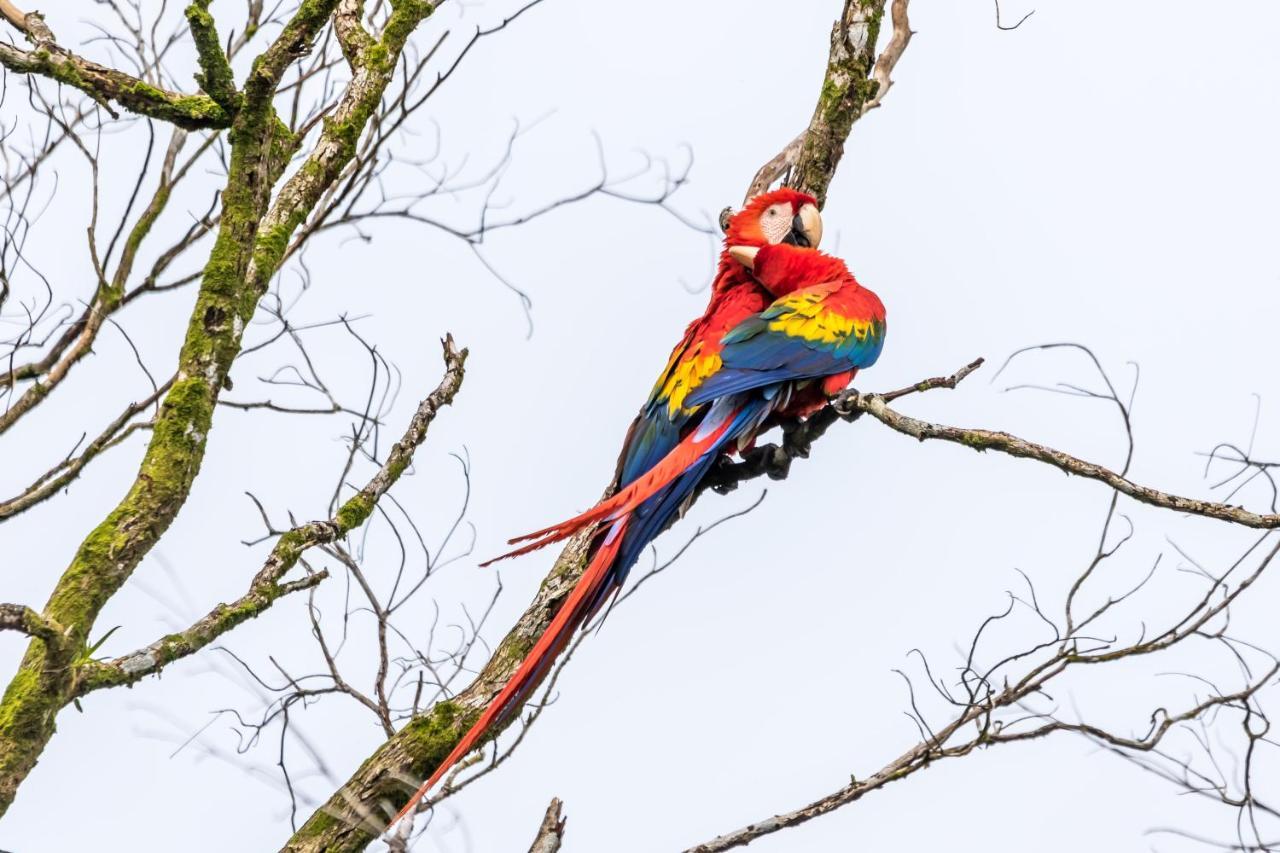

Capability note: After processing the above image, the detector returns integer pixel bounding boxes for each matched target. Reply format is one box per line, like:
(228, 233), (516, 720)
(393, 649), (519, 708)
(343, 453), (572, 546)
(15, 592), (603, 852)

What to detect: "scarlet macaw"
(391, 190), (885, 825)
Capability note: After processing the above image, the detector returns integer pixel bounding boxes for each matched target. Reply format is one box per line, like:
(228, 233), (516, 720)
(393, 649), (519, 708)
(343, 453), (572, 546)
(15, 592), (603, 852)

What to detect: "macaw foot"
(831, 388), (863, 421)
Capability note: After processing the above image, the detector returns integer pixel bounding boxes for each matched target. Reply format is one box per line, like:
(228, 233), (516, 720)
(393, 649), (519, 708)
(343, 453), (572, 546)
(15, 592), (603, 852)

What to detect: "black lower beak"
(782, 214), (811, 248)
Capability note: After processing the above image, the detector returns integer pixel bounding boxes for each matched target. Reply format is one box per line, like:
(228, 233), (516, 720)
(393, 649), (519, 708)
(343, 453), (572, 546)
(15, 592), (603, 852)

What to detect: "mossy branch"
(74, 573), (328, 695)
(333, 0), (376, 67)
(281, 529), (595, 853)
(744, 0), (912, 206)
(185, 0), (242, 112)
(0, 3), (232, 129)
(789, 0), (887, 207)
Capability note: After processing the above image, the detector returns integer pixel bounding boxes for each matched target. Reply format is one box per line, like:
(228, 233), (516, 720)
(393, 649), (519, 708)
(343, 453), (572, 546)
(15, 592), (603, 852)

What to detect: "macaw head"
(722, 188), (822, 251)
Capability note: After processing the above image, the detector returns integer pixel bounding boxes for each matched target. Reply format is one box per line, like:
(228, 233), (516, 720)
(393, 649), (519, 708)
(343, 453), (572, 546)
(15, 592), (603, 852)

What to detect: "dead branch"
(527, 798), (567, 853)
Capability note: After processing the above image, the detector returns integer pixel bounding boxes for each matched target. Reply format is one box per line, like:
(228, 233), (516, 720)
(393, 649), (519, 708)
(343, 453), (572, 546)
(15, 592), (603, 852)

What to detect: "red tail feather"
(479, 406), (742, 568)
(389, 520), (628, 829)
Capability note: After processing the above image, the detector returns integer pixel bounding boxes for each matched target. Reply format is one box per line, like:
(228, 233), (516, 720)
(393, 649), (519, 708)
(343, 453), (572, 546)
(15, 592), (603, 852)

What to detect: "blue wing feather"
(686, 312), (884, 407)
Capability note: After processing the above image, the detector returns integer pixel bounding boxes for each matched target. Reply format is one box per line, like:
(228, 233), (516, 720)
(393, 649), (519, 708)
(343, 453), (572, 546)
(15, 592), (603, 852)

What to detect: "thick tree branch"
(790, 0), (890, 205)
(0, 4), (230, 128)
(704, 355), (1280, 530)
(333, 0), (376, 68)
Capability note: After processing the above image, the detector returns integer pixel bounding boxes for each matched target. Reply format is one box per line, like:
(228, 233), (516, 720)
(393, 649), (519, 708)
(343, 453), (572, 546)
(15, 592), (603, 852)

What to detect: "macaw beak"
(782, 202), (822, 249)
(728, 246), (759, 269)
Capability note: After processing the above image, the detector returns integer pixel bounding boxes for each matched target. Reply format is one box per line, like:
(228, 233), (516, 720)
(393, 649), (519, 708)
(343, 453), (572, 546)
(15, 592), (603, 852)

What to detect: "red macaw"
(391, 189), (886, 827)
(501, 240), (886, 555)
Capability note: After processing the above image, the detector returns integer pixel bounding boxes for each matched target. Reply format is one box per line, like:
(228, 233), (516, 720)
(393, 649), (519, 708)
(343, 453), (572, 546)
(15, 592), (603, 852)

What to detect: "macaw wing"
(684, 281), (886, 406)
(615, 327), (720, 487)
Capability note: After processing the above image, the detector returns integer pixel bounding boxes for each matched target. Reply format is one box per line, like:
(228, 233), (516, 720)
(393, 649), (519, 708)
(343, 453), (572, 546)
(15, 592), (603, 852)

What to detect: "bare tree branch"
(0, 604), (62, 646)
(685, 520), (1280, 851)
(527, 798), (567, 853)
(838, 384), (1280, 530)
(75, 335), (467, 693)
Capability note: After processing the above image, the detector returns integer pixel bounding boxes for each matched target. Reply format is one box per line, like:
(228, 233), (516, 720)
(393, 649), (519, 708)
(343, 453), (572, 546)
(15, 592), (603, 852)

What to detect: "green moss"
(335, 493), (375, 532)
(364, 42), (390, 71)
(120, 81), (231, 128)
(404, 701), (465, 758)
(289, 809), (342, 842)
(185, 1), (240, 110)
(385, 453), (411, 480)
(41, 51), (85, 89)
(274, 528), (309, 563)
(493, 632), (536, 674)
(0, 668), (44, 740)
(126, 80), (167, 101)
(381, 2), (435, 61)
(0, 652), (63, 810)
(31, 40), (230, 128)
(819, 76), (844, 117)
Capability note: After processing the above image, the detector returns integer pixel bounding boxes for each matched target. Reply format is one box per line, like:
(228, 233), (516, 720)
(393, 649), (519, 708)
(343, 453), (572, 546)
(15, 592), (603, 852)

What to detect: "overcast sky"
(2, 1), (1279, 851)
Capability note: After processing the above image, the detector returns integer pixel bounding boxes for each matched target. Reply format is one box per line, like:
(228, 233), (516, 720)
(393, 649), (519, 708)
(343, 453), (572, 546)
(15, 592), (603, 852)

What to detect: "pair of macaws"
(393, 188), (886, 824)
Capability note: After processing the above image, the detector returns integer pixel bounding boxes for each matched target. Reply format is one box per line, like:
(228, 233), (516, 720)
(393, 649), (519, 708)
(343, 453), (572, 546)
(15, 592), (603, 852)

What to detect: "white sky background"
(2, 1), (1280, 851)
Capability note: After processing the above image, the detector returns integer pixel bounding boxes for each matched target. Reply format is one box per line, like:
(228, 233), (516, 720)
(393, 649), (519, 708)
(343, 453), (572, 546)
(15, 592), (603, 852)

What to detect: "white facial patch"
(760, 202), (793, 244)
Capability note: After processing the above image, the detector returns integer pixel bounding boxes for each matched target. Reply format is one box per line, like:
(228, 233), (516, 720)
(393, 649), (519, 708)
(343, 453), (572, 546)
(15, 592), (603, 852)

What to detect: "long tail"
(390, 396), (774, 828)
(388, 519), (628, 829)
(481, 398), (756, 567)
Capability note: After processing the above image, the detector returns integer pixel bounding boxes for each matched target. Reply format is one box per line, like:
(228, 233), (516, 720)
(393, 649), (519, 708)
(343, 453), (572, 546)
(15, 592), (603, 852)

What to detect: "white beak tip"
(728, 245), (760, 269)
